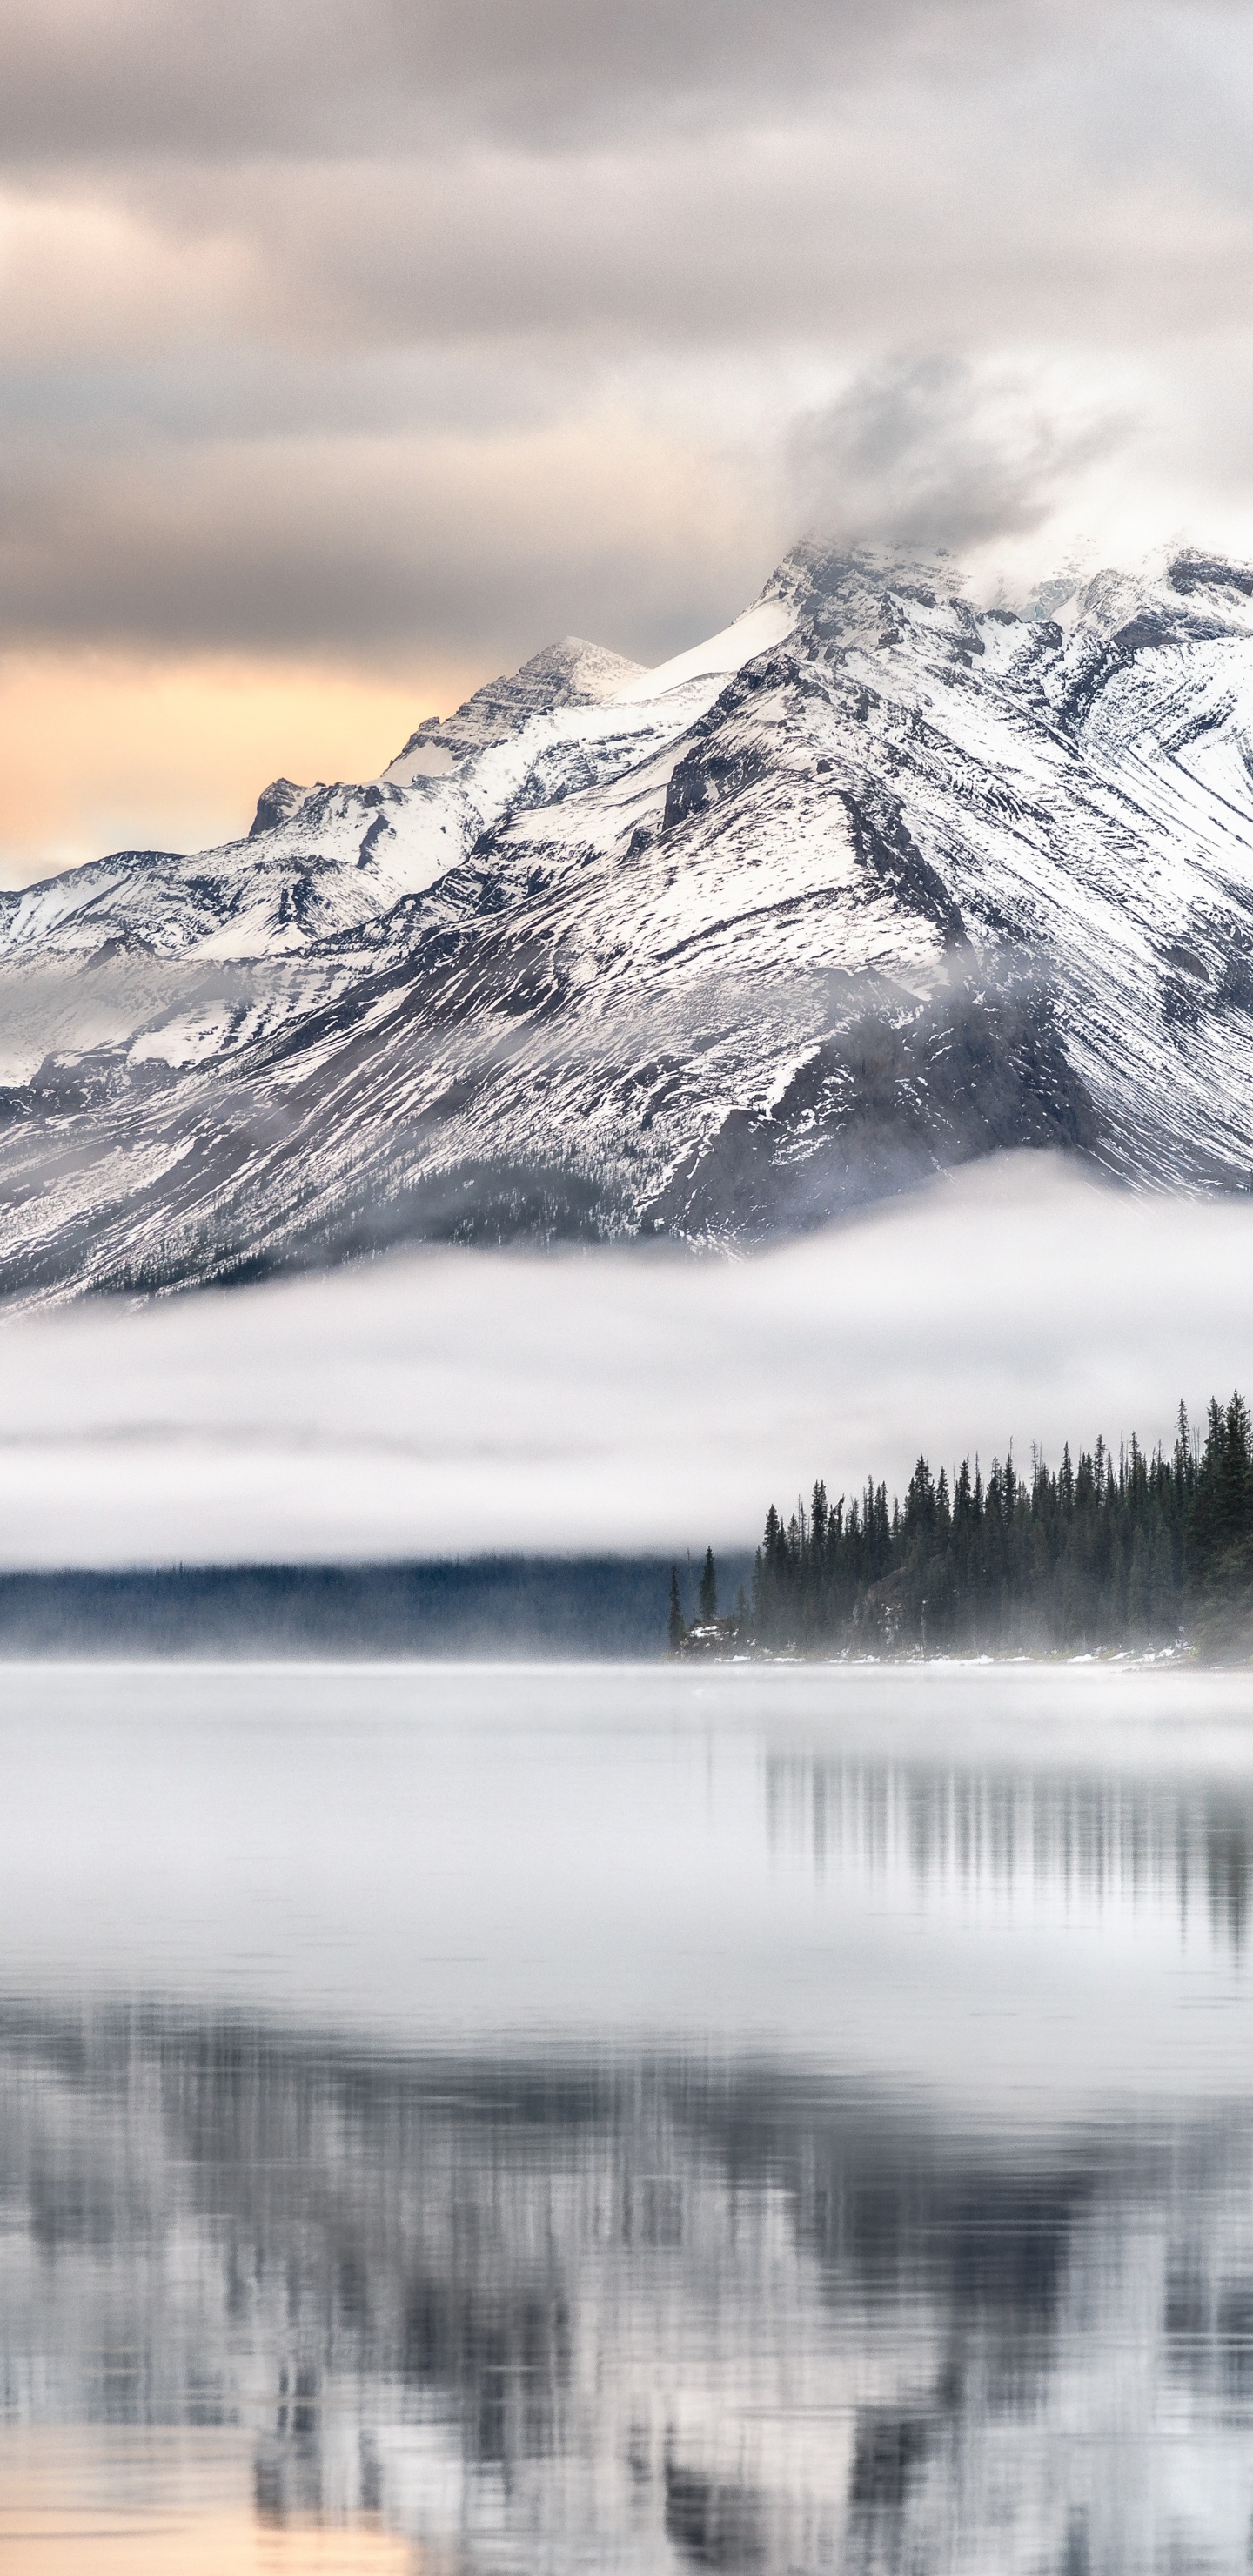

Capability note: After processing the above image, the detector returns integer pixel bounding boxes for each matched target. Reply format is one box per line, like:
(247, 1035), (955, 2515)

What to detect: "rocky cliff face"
(4, 542), (1253, 1298)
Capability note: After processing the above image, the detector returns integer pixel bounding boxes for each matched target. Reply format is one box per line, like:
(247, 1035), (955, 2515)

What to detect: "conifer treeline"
(735, 1395), (1253, 1657)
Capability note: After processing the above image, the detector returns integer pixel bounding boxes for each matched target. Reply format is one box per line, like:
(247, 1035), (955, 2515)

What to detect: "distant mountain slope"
(4, 543), (1253, 1298)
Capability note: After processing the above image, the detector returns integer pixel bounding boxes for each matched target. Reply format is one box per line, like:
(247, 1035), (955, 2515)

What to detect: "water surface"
(3, 1660), (1253, 2572)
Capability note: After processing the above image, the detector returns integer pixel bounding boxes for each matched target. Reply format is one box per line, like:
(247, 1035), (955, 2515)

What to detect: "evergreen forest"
(677, 1394), (1253, 1660)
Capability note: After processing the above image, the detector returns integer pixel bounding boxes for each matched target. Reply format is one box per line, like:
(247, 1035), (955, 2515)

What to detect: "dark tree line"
(674, 1396), (1253, 1659)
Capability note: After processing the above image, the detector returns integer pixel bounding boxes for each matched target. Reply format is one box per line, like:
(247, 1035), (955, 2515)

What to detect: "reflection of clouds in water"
(3, 1666), (1253, 2563)
(3, 2011), (1253, 2574)
(0, 2431), (414, 2575)
(4, 1154), (1253, 1563)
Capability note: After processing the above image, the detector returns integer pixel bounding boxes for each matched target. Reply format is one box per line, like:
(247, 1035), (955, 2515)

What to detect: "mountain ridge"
(4, 539), (1253, 1300)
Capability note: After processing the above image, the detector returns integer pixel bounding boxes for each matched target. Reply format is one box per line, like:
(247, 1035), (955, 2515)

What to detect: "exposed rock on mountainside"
(4, 542), (1253, 1298)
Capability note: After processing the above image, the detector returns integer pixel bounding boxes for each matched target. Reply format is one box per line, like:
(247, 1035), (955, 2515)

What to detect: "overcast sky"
(3, 0), (1252, 876)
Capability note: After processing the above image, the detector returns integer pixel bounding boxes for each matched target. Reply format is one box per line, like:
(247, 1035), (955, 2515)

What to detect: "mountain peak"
(762, 536), (967, 613)
(384, 634), (647, 783)
(249, 777), (316, 838)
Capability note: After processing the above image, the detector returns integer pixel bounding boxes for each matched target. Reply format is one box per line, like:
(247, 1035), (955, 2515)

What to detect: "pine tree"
(698, 1546), (718, 1622)
(667, 1567), (685, 1654)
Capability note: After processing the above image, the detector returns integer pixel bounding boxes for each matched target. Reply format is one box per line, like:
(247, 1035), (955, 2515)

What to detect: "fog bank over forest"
(0, 1152), (1249, 1569)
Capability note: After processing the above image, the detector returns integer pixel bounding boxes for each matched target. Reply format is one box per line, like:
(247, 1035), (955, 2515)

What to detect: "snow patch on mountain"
(611, 596), (795, 704)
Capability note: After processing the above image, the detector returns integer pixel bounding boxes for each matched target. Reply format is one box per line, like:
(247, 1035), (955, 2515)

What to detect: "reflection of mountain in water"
(766, 1755), (1253, 1951)
(3, 2009), (1253, 2573)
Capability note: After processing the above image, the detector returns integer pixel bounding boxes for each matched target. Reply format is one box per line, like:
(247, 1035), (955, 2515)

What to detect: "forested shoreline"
(674, 1395), (1253, 1662)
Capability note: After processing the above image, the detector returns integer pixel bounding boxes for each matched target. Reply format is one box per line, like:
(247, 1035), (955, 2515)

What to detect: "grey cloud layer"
(3, 0), (1251, 667)
(794, 357), (1128, 554)
(0, 0), (1087, 159)
(0, 419), (772, 661)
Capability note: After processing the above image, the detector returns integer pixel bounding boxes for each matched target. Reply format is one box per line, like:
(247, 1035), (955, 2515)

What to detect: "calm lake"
(3, 1659), (1253, 2573)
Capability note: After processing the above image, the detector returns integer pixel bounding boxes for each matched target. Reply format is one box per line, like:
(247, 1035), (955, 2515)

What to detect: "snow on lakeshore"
(0, 1150), (1251, 1569)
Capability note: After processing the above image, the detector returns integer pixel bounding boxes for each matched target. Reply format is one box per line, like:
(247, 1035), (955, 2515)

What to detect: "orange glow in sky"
(0, 649), (485, 889)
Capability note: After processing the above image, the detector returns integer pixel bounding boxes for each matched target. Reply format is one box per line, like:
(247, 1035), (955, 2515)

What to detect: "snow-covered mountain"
(5, 540), (1253, 1299)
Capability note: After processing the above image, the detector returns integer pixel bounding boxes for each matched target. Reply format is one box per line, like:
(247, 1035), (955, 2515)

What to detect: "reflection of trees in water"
(2, 2011), (1253, 2570)
(765, 1756), (1253, 1949)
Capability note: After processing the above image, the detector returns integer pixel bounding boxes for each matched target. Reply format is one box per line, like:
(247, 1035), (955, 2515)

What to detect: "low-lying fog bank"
(0, 1152), (1250, 1568)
